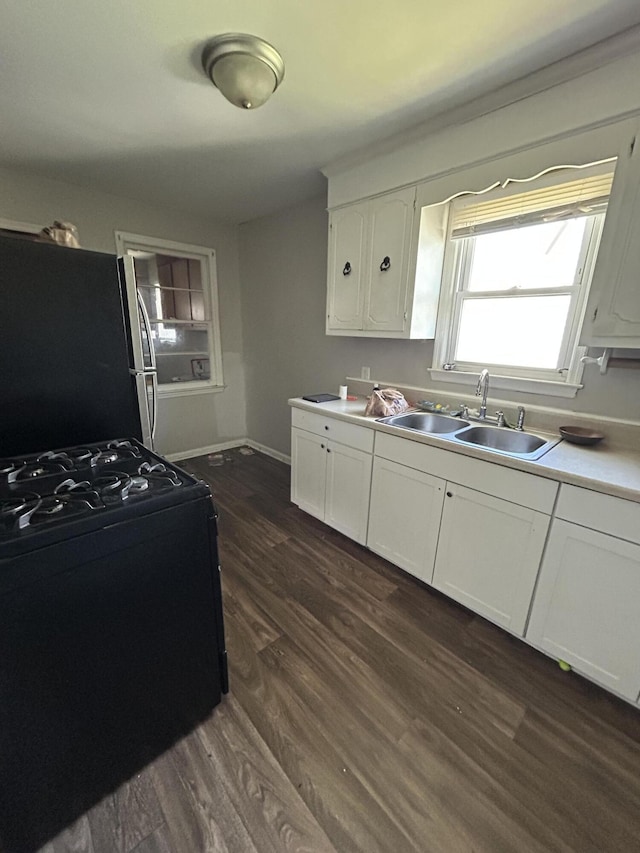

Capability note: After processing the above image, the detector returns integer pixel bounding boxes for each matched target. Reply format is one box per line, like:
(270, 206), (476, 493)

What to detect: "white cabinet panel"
(365, 188), (415, 332)
(291, 407), (374, 452)
(291, 422), (372, 545)
(291, 428), (327, 520)
(582, 130), (640, 347)
(433, 485), (550, 635)
(527, 520), (640, 701)
(367, 457), (445, 583)
(327, 203), (368, 330)
(555, 484), (640, 545)
(326, 185), (443, 339)
(325, 442), (373, 543)
(373, 432), (557, 513)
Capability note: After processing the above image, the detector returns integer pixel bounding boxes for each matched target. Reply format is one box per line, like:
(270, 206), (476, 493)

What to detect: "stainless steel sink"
(378, 412), (470, 434)
(377, 410), (561, 460)
(453, 426), (560, 460)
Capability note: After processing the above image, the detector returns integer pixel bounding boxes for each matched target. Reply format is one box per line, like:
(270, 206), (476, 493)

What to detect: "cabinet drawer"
(291, 408), (374, 453)
(555, 484), (640, 545)
(374, 432), (557, 513)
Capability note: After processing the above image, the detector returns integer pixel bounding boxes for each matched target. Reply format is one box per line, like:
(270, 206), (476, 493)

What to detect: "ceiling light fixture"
(201, 33), (285, 110)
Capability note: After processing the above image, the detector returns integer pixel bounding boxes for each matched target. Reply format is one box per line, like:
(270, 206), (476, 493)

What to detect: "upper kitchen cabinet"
(581, 130), (640, 347)
(326, 186), (446, 338)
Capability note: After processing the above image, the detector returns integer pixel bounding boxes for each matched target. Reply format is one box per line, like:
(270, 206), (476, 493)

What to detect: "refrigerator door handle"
(136, 288), (159, 446)
(137, 290), (157, 371)
(129, 368), (157, 376)
(150, 368), (158, 444)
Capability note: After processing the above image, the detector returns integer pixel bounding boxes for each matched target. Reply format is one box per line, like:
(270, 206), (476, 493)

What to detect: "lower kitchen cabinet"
(432, 484), (551, 636)
(527, 519), (640, 701)
(291, 427), (372, 544)
(367, 457), (445, 583)
(290, 427), (327, 520)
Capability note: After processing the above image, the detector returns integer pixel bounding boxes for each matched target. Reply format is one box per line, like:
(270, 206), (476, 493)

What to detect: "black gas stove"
(0, 439), (205, 561)
(0, 438), (228, 852)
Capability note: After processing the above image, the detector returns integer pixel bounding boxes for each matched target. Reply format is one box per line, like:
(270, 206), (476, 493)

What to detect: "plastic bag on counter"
(364, 387), (410, 418)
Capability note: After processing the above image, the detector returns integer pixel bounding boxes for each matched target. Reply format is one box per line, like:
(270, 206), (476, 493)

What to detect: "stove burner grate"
(0, 493), (42, 532)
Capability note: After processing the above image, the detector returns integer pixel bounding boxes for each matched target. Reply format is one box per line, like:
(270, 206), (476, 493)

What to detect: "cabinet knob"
(343, 261), (352, 276)
(320, 444), (325, 449)
(446, 491), (453, 498)
(327, 448), (331, 453)
(380, 256), (391, 272)
(324, 425), (329, 430)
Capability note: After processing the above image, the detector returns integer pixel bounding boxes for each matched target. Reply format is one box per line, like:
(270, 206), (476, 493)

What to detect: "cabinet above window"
(326, 186), (447, 339)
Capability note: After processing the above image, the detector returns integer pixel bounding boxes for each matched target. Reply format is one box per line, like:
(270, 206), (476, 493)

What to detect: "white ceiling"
(2, 0), (640, 224)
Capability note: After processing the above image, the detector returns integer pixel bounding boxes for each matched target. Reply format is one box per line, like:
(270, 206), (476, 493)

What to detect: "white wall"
(240, 188), (640, 458)
(327, 47), (640, 207)
(0, 166), (246, 457)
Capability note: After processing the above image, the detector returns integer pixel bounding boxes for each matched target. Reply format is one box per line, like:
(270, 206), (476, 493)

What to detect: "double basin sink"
(377, 411), (561, 461)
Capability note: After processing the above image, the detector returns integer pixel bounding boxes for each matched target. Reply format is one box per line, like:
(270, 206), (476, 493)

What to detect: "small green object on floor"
(558, 659), (572, 672)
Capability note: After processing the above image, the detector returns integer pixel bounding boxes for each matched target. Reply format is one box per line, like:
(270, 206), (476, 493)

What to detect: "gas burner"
(94, 471), (133, 502)
(37, 450), (81, 468)
(0, 492), (41, 532)
(105, 440), (142, 457)
(138, 462), (182, 487)
(7, 460), (72, 484)
(94, 450), (122, 466)
(92, 440), (143, 467)
(54, 479), (102, 509)
(29, 493), (101, 527)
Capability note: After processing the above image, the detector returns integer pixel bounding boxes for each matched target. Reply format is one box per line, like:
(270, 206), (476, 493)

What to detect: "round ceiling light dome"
(201, 33), (285, 110)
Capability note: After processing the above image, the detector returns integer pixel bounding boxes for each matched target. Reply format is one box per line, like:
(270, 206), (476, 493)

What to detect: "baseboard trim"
(246, 440), (291, 466)
(165, 438), (291, 465)
(166, 439), (248, 462)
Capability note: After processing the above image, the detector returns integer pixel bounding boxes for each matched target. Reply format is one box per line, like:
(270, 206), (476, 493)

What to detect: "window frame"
(429, 183), (608, 399)
(115, 231), (224, 398)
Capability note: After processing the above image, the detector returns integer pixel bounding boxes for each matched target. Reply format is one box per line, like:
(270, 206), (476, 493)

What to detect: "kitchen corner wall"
(239, 194), (435, 458)
(240, 194), (640, 460)
(0, 165), (246, 457)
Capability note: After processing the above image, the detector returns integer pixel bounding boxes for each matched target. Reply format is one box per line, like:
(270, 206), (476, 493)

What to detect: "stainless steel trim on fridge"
(120, 255), (157, 449)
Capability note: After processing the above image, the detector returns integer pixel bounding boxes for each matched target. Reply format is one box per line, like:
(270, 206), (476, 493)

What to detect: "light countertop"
(289, 396), (640, 504)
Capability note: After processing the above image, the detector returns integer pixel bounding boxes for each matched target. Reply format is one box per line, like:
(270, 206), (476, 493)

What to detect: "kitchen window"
(115, 232), (224, 397)
(430, 164), (614, 397)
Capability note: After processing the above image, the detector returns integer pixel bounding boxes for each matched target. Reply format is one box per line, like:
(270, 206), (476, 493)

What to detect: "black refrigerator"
(0, 234), (153, 457)
(0, 234), (227, 852)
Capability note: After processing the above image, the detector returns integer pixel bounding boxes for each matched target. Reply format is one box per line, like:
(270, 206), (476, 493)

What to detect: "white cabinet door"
(290, 428), (327, 520)
(527, 520), (640, 701)
(327, 203), (368, 330)
(365, 187), (415, 333)
(325, 442), (373, 544)
(367, 457), (445, 583)
(432, 485), (550, 636)
(582, 131), (640, 347)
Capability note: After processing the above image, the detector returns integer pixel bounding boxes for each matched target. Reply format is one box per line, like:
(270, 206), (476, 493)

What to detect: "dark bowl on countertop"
(559, 426), (605, 446)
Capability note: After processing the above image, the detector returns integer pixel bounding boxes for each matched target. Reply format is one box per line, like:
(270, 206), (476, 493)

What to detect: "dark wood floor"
(40, 447), (640, 853)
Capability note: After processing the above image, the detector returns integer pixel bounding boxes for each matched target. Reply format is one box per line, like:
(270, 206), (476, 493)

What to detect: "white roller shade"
(450, 165), (614, 239)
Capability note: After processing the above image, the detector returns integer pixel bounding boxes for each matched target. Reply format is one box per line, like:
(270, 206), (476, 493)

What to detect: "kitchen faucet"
(476, 369), (490, 419)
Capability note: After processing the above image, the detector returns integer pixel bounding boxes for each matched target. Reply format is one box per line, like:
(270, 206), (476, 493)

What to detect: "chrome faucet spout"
(475, 369), (490, 419)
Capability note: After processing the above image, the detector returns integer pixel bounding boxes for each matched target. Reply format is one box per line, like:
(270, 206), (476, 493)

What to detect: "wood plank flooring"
(39, 447), (640, 853)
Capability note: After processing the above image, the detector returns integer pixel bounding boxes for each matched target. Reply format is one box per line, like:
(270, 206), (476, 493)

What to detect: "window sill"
(428, 368), (582, 399)
(158, 382), (225, 400)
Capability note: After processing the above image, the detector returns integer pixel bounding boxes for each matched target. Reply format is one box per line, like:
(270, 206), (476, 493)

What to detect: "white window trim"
(430, 181), (608, 400)
(115, 231), (224, 397)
